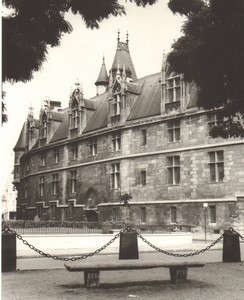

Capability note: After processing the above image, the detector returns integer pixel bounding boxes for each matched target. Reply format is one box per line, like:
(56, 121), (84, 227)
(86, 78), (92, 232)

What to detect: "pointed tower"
(110, 30), (137, 83)
(95, 56), (109, 96)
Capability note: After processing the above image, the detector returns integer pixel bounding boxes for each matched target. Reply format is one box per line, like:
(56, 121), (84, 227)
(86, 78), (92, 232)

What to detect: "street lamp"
(203, 203), (208, 243)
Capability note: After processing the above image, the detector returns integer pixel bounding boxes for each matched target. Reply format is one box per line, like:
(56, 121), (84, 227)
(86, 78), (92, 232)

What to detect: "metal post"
(203, 203), (208, 243)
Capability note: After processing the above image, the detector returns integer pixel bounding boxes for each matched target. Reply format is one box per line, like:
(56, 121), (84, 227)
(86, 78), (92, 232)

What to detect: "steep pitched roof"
(95, 57), (109, 85)
(127, 73), (161, 120)
(49, 108), (69, 143)
(13, 122), (27, 151)
(83, 92), (109, 133)
(111, 41), (137, 81)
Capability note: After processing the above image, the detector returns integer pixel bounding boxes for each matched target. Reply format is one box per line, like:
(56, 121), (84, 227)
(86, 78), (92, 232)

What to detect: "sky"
(0, 0), (184, 194)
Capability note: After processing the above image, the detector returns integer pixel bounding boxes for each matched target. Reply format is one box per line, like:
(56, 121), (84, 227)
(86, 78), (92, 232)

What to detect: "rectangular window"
(140, 207), (146, 223)
(140, 170), (147, 186)
(69, 202), (74, 219)
(167, 156), (180, 185)
(41, 120), (47, 138)
(210, 205), (217, 223)
(89, 138), (97, 156)
(113, 94), (121, 115)
(111, 163), (120, 189)
(112, 207), (118, 222)
(70, 170), (77, 193)
(50, 204), (57, 219)
(208, 114), (223, 131)
(171, 206), (177, 223)
(37, 206), (43, 219)
(168, 120), (180, 142)
(72, 109), (79, 128)
(39, 176), (44, 196)
(167, 75), (181, 103)
(53, 148), (59, 164)
(52, 174), (59, 195)
(141, 129), (147, 146)
(71, 143), (78, 160)
(41, 153), (46, 166)
(112, 132), (121, 151)
(209, 151), (224, 182)
(24, 182), (28, 198)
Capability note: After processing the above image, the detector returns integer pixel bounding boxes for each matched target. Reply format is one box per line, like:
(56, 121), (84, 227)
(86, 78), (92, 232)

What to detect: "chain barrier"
(2, 226), (129, 261)
(1, 225), (243, 260)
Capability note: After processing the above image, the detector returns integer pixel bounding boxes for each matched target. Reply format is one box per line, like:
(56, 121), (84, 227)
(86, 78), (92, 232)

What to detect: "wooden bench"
(64, 260), (204, 288)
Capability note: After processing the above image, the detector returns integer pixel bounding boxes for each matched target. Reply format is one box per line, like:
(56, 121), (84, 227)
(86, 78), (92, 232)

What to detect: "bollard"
(2, 231), (17, 272)
(222, 229), (241, 262)
(119, 230), (139, 259)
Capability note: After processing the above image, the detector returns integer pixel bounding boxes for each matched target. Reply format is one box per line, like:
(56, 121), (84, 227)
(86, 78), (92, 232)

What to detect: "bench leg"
(84, 270), (100, 288)
(169, 267), (188, 284)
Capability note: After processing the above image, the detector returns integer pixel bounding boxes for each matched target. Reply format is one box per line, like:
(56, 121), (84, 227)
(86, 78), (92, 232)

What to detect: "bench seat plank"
(65, 260), (204, 272)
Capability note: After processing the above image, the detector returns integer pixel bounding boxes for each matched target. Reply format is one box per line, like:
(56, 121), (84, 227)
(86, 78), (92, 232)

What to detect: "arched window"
(71, 99), (79, 129)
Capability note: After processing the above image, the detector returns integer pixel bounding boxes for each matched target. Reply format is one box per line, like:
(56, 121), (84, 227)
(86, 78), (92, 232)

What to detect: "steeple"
(95, 56), (109, 95)
(110, 31), (137, 83)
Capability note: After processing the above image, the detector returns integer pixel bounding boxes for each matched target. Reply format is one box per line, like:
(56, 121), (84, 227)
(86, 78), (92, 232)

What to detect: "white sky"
(0, 0), (184, 193)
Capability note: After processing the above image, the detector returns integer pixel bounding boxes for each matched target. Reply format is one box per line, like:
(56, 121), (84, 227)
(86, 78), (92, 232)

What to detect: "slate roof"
(128, 73), (161, 120)
(95, 58), (109, 85)
(49, 108), (69, 143)
(13, 122), (27, 150)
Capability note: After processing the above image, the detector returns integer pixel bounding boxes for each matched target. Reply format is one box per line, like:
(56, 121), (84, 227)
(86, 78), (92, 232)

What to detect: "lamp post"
(203, 203), (208, 243)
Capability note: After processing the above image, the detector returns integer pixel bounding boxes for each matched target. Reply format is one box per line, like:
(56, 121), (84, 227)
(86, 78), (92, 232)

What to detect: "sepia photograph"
(1, 0), (244, 299)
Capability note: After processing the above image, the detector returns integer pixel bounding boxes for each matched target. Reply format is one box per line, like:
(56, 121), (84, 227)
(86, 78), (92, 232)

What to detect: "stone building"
(13, 33), (244, 233)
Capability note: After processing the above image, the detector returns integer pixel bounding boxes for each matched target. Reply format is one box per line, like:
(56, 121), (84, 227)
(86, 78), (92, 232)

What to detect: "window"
(41, 116), (47, 138)
(209, 151), (224, 182)
(24, 182), (28, 198)
(71, 144), (78, 160)
(112, 132), (121, 151)
(208, 114), (223, 131)
(111, 163), (120, 189)
(89, 138), (97, 156)
(140, 170), (147, 186)
(41, 153), (46, 166)
(39, 176), (44, 196)
(171, 206), (177, 223)
(52, 174), (59, 195)
(37, 206), (43, 219)
(50, 204), (57, 219)
(210, 205), (216, 223)
(167, 156), (180, 185)
(53, 148), (59, 164)
(168, 120), (180, 142)
(141, 129), (147, 146)
(167, 75), (181, 103)
(140, 207), (146, 223)
(69, 202), (74, 219)
(70, 170), (77, 193)
(112, 94), (121, 116)
(112, 207), (118, 222)
(71, 100), (79, 128)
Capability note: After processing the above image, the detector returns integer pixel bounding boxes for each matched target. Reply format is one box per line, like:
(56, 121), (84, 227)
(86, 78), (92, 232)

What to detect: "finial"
(126, 31), (129, 44)
(28, 104), (34, 117)
(162, 50), (167, 71)
(102, 54), (105, 64)
(117, 29), (120, 42)
(75, 78), (80, 89)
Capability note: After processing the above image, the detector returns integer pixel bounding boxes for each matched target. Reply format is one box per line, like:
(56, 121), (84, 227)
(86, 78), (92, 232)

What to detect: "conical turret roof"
(111, 33), (137, 81)
(95, 57), (109, 86)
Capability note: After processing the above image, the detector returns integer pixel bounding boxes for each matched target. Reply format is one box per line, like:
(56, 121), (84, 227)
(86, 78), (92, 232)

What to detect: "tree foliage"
(2, 0), (157, 83)
(168, 0), (244, 138)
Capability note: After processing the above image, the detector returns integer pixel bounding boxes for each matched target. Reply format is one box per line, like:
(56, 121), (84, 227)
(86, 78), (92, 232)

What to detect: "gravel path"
(2, 262), (244, 300)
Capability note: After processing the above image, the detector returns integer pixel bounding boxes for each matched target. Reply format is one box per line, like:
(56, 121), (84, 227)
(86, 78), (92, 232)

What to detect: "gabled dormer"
(39, 100), (63, 145)
(68, 82), (96, 137)
(160, 53), (191, 115)
(26, 106), (39, 151)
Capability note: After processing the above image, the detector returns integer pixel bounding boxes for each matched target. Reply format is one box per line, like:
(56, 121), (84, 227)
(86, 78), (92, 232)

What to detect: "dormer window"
(71, 99), (79, 129)
(41, 114), (47, 138)
(167, 75), (181, 103)
(112, 94), (121, 116)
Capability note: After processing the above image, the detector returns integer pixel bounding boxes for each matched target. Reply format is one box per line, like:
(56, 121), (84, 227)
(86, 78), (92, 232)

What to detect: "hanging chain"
(2, 225), (243, 260)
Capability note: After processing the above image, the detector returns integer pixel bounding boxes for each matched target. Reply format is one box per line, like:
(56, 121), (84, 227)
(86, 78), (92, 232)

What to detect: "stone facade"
(13, 34), (244, 234)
